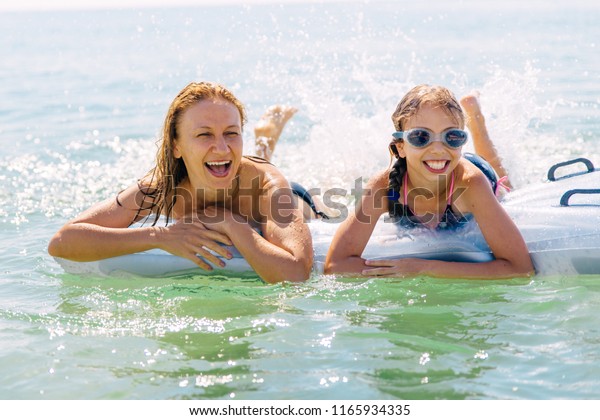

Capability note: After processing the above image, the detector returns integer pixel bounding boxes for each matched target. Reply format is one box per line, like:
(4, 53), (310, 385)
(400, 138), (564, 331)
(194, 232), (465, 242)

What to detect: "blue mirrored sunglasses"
(392, 128), (468, 149)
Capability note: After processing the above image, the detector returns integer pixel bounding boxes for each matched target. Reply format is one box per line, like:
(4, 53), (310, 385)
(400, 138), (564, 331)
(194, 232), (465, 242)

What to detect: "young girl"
(49, 82), (313, 284)
(324, 85), (534, 279)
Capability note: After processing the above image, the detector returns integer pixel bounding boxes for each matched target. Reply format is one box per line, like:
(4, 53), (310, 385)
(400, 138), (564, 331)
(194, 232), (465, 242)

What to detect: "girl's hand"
(362, 258), (424, 277)
(155, 216), (234, 271)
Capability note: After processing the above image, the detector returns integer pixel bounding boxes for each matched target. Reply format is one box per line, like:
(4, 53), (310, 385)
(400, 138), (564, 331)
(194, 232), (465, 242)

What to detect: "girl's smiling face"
(173, 98), (243, 193)
(397, 103), (463, 181)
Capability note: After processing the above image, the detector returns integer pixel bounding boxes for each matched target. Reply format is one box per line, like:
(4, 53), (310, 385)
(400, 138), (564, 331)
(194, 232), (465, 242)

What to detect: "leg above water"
(253, 105), (298, 161)
(460, 92), (512, 189)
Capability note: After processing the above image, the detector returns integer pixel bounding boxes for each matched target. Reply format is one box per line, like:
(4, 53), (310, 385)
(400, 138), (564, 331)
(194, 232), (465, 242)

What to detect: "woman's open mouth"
(205, 160), (232, 178)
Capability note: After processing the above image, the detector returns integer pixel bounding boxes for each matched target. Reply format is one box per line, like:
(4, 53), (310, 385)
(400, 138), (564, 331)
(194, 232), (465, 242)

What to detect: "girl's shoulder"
(456, 157), (491, 186)
(453, 158), (497, 207)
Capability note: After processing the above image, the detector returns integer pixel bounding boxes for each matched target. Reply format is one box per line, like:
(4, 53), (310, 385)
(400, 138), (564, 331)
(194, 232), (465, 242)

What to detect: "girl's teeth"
(426, 161), (446, 170)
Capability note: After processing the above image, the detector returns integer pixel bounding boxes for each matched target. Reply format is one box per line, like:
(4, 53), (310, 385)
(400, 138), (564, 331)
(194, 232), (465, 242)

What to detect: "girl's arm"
(203, 171), (313, 284)
(48, 183), (233, 270)
(363, 172), (534, 279)
(324, 172), (389, 275)
(457, 172), (533, 277)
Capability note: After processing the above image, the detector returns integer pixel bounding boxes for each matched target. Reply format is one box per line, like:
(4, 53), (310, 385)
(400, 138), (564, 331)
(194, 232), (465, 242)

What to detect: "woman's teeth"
(205, 160), (231, 176)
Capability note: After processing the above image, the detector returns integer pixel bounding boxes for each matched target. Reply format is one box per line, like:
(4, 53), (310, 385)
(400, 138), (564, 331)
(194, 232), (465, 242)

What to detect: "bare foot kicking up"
(460, 91), (511, 186)
(254, 105), (298, 161)
(459, 91), (484, 118)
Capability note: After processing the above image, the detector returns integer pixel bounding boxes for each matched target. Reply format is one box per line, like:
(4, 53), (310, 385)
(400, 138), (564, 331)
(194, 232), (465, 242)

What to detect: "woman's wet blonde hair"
(133, 81), (247, 225)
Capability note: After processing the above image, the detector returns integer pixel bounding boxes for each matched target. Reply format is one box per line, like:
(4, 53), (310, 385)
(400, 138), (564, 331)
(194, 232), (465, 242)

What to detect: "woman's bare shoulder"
(239, 156), (288, 189)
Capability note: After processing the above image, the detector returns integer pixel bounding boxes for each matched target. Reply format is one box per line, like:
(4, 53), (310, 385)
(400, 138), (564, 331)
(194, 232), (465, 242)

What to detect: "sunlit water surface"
(0, 0), (599, 399)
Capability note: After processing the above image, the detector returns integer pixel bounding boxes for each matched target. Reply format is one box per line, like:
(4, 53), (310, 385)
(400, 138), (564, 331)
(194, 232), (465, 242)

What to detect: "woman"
(324, 85), (534, 279)
(49, 82), (313, 283)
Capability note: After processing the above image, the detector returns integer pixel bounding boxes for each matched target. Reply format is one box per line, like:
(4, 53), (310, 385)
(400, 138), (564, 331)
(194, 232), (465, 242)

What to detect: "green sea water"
(1, 0), (599, 399)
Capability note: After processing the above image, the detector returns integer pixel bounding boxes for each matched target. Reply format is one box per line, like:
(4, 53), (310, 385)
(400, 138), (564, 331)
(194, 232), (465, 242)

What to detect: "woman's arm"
(48, 183), (233, 270)
(206, 174), (313, 284)
(363, 172), (534, 279)
(324, 172), (389, 275)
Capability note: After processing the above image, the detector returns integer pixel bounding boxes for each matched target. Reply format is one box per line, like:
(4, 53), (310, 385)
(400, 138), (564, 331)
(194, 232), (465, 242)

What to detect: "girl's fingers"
(362, 268), (408, 277)
(363, 260), (396, 275)
(364, 259), (394, 267)
(362, 268), (393, 276)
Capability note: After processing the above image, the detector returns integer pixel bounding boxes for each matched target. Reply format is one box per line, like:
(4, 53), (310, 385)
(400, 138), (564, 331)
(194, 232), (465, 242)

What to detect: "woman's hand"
(155, 214), (234, 271)
(195, 206), (247, 237)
